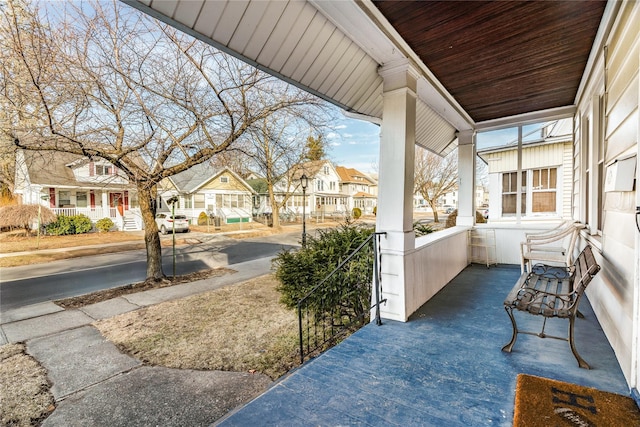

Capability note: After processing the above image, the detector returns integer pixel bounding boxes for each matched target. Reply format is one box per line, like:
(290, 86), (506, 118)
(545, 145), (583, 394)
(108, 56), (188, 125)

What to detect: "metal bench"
(502, 245), (601, 369)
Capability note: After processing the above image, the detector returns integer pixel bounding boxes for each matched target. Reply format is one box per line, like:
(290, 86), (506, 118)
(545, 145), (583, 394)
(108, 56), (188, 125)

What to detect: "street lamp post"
(300, 174), (308, 247)
(167, 195), (179, 278)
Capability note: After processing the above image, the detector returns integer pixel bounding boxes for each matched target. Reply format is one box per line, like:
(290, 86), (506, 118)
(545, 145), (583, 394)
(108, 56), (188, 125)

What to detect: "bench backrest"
(571, 245), (601, 295)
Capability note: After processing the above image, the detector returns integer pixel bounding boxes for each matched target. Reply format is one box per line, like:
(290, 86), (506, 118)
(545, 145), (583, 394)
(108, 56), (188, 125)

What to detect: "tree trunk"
(268, 186), (280, 229)
(138, 184), (165, 281)
(429, 200), (440, 223)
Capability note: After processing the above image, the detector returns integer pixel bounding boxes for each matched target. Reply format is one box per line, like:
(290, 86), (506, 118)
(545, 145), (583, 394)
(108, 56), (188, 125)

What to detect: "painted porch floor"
(217, 264), (630, 426)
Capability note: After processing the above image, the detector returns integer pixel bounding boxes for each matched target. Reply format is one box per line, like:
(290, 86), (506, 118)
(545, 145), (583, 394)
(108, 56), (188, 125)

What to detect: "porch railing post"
(374, 232), (383, 326)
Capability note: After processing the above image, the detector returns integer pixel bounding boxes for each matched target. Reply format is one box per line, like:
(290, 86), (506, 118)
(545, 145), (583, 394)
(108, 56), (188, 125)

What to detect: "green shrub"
(274, 221), (374, 325)
(46, 214), (92, 235)
(197, 211), (209, 225)
(96, 217), (115, 232)
(352, 207), (362, 219)
(72, 214), (93, 233)
(413, 221), (435, 237)
(46, 215), (75, 235)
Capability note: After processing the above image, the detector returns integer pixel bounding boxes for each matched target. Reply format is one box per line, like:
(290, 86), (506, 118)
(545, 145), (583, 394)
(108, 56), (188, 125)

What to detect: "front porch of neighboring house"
(160, 191), (254, 225)
(40, 188), (142, 231)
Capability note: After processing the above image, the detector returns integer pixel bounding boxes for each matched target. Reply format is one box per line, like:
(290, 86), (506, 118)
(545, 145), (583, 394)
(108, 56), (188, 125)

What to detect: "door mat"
(513, 374), (640, 427)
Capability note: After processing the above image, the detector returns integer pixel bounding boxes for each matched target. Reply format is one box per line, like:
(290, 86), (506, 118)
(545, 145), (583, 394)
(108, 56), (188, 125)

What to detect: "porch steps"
(122, 215), (139, 231)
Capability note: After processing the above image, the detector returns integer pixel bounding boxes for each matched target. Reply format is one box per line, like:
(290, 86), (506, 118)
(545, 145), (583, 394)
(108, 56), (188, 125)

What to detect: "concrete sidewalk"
(1, 256), (275, 426)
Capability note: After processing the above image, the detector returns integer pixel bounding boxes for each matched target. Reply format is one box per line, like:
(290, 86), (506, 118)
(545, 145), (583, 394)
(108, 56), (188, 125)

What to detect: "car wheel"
(160, 225), (167, 235)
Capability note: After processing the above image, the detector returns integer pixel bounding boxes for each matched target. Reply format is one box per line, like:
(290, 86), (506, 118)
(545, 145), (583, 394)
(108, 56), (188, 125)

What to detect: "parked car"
(444, 205), (455, 214)
(155, 213), (190, 234)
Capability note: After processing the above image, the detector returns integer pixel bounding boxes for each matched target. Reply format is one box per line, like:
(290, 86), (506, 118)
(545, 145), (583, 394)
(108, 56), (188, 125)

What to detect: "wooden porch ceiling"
(372, 1), (608, 123)
(128, 0), (609, 150)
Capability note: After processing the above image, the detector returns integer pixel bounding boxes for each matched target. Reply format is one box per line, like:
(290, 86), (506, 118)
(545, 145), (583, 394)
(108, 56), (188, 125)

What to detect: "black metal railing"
(297, 232), (386, 364)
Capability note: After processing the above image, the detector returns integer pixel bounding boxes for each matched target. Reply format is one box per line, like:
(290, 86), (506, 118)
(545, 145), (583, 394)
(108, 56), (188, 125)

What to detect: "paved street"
(0, 231), (300, 312)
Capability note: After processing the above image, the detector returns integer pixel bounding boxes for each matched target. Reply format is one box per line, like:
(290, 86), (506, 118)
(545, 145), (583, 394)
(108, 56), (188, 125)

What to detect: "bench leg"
(569, 315), (590, 369)
(501, 306), (518, 352)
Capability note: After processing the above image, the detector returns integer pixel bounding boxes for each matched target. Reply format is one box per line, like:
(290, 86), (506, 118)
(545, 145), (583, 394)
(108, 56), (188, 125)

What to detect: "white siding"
(575, 1), (639, 386)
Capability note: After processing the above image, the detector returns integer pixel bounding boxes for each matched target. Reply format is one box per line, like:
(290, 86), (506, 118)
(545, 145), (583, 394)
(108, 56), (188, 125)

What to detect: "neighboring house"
(269, 160), (346, 219)
(158, 162), (255, 224)
(478, 119), (573, 221)
(335, 166), (378, 214)
(13, 149), (141, 231)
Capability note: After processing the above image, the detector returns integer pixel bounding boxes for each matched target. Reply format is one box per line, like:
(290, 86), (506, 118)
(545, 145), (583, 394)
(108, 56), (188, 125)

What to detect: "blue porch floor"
(217, 264), (630, 426)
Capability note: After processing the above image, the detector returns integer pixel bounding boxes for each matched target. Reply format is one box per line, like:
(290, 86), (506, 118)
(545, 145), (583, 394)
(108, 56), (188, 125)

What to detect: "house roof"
(335, 166), (376, 185)
(352, 191), (376, 199)
(168, 162), (219, 192)
(168, 162), (254, 193)
(19, 150), (134, 190)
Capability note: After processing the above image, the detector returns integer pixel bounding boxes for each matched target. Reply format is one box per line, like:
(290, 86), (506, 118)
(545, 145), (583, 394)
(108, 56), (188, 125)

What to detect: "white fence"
(49, 207), (143, 231)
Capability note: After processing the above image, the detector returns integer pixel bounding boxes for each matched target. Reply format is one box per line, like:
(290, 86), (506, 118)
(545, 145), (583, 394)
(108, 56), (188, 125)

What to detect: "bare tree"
(414, 147), (458, 223)
(243, 114), (330, 229)
(2, 0), (327, 282)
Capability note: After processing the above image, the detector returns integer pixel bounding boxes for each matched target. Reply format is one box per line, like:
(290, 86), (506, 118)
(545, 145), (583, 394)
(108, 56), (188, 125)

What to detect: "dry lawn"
(95, 274), (300, 380)
(0, 343), (55, 427)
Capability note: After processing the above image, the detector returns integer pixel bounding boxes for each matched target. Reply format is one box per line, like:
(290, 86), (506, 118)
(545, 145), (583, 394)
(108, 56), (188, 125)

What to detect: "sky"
(324, 112), (381, 174)
(324, 113), (549, 174)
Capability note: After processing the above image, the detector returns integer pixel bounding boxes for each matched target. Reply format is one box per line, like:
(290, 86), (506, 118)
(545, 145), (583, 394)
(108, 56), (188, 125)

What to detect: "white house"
(13, 149), (142, 230)
(277, 160), (346, 219)
(335, 166), (377, 215)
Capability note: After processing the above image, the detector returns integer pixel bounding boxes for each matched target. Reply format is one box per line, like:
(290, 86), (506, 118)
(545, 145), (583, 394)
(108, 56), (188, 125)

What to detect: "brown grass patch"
(0, 343), (55, 427)
(95, 274), (300, 380)
(0, 230), (145, 253)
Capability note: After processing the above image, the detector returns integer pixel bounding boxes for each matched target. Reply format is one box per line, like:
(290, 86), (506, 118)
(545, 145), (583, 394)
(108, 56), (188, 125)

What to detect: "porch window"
(76, 192), (88, 208)
(58, 191), (71, 207)
(501, 172), (526, 215)
(532, 168), (557, 212)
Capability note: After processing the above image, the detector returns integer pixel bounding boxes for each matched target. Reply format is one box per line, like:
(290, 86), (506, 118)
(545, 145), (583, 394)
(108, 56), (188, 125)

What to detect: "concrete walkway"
(1, 256), (275, 426)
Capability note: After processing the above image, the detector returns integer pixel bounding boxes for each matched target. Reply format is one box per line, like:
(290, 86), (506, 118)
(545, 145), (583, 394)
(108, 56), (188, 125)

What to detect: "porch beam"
(457, 130), (476, 226)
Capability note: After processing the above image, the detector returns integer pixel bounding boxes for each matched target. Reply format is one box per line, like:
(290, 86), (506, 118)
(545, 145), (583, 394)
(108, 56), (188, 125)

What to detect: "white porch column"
(457, 130), (476, 226)
(376, 60), (418, 321)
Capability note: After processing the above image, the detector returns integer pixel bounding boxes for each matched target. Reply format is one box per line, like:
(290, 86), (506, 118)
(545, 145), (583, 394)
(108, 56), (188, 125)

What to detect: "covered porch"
(128, 0), (639, 410)
(217, 263), (628, 425)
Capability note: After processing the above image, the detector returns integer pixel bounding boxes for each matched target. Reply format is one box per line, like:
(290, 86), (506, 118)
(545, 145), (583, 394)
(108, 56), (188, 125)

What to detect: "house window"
(316, 180), (324, 191)
(184, 196), (193, 209)
(220, 176), (229, 183)
(58, 191), (71, 207)
(76, 192), (87, 208)
(532, 168), (557, 212)
(96, 165), (110, 176)
(502, 172), (526, 215)
(323, 166), (329, 175)
(194, 194), (205, 209)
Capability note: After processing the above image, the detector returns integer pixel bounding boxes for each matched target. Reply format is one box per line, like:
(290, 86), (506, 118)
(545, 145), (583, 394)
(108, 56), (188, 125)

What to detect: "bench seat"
(502, 245), (600, 369)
